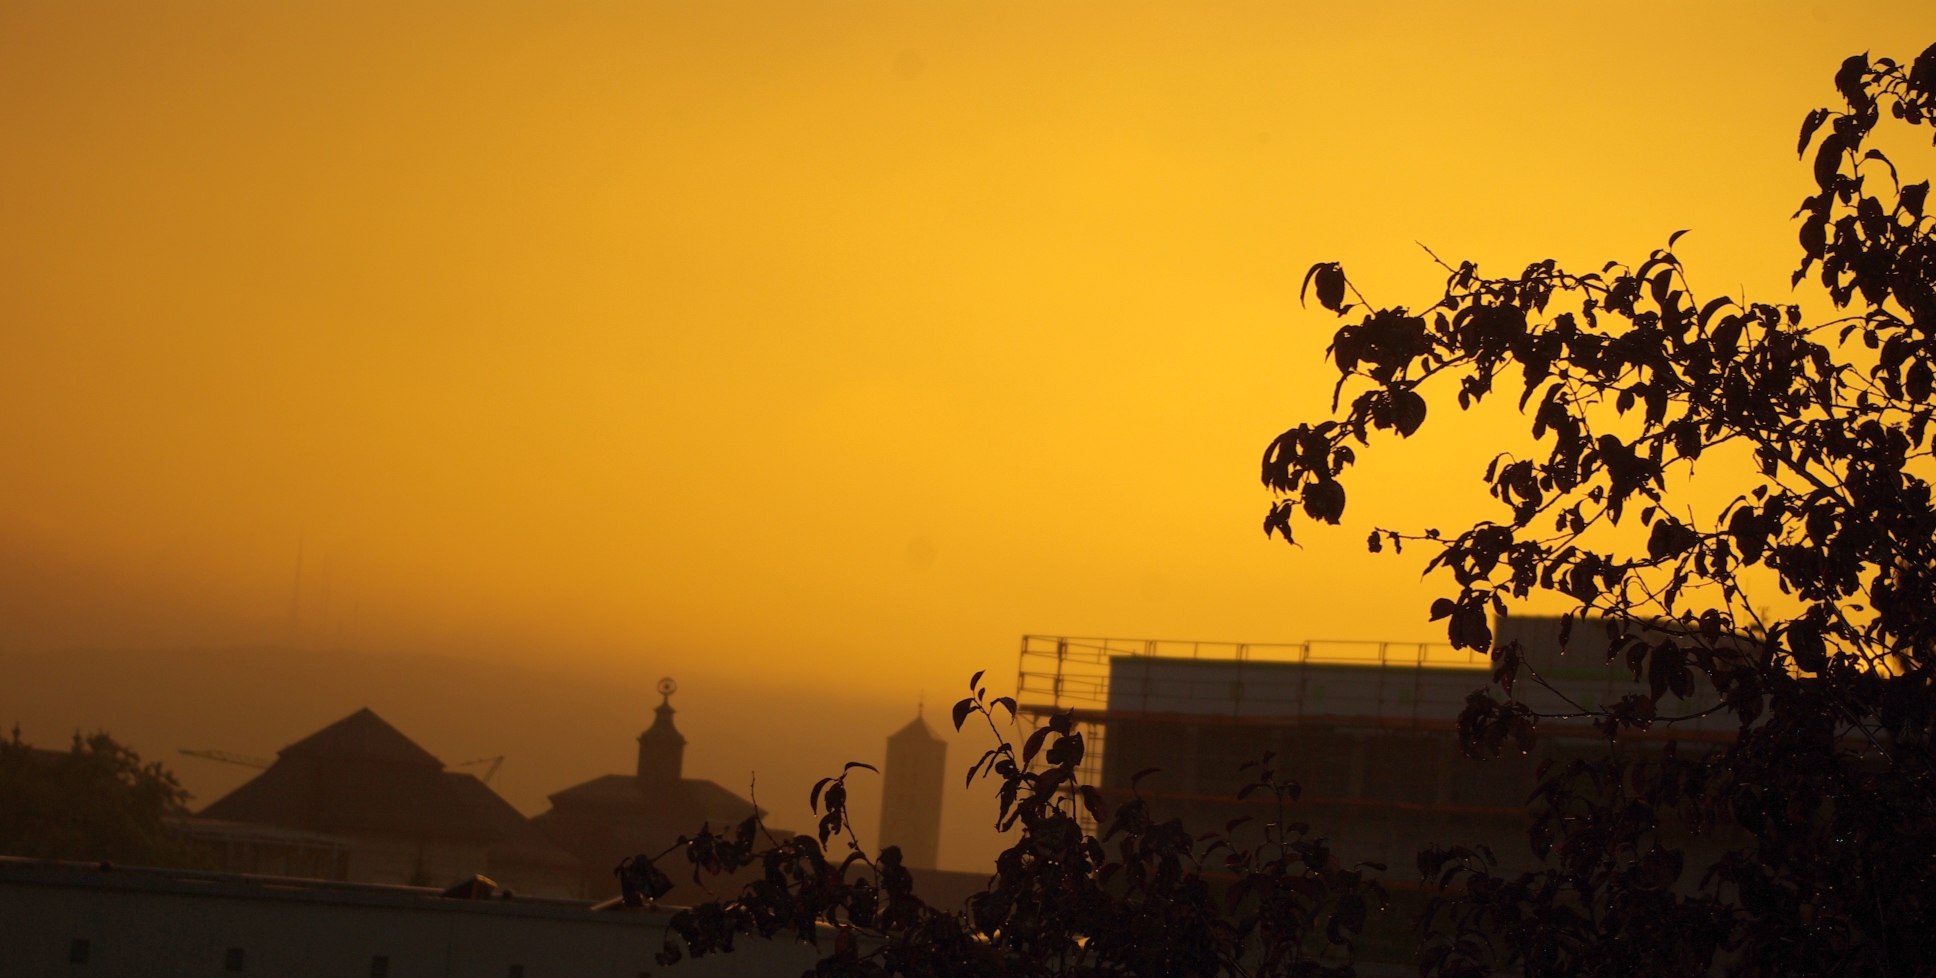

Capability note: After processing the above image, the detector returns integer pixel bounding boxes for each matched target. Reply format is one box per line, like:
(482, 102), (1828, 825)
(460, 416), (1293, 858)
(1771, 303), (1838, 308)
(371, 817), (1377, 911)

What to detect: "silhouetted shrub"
(629, 681), (1385, 978)
(0, 727), (199, 867)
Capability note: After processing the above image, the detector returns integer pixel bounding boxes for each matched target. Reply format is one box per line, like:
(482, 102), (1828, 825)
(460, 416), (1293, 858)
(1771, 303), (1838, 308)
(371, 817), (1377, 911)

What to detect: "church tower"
(878, 706), (947, 869)
(535, 677), (783, 898)
(637, 678), (686, 785)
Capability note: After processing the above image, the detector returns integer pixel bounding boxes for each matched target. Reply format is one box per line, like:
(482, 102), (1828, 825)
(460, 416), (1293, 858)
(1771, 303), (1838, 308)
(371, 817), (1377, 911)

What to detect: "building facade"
(877, 711), (947, 870)
(0, 855), (818, 978)
(1017, 620), (1735, 874)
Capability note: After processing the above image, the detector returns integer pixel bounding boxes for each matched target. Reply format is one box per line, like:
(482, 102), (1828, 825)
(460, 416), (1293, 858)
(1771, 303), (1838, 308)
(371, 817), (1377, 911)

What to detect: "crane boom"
(455, 755), (504, 786)
(178, 749), (273, 769)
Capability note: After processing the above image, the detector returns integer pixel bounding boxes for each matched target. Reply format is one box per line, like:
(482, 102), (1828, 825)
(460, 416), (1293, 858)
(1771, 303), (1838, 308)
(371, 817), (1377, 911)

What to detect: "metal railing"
(1016, 634), (1487, 713)
(1012, 635), (1489, 831)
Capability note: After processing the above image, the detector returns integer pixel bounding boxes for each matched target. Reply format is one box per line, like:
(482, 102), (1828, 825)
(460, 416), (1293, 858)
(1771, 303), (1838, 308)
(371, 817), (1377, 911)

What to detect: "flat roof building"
(0, 855), (818, 978)
(1014, 619), (1733, 874)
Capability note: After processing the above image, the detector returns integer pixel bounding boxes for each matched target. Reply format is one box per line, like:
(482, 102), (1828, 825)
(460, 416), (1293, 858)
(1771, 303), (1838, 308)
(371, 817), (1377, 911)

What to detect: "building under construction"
(1014, 616), (1733, 873)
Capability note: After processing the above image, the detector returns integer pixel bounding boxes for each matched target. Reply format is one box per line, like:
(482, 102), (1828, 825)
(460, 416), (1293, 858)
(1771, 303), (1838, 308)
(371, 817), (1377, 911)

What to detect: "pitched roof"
(277, 708), (445, 768)
(448, 774), (580, 868)
(199, 709), (573, 869)
(682, 778), (767, 826)
(889, 713), (942, 743)
(531, 773), (780, 887)
(543, 773), (649, 807)
(542, 775), (765, 823)
(200, 762), (504, 843)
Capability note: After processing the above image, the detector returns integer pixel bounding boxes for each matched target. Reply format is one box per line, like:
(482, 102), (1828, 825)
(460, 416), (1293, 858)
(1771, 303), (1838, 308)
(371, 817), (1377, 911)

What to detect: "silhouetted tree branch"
(632, 675), (1386, 978)
(1264, 43), (1936, 978)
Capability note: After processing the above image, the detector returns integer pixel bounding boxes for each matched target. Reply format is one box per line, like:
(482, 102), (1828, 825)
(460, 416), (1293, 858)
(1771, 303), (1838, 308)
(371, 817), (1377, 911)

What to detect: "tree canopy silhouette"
(0, 728), (199, 867)
(1262, 43), (1936, 978)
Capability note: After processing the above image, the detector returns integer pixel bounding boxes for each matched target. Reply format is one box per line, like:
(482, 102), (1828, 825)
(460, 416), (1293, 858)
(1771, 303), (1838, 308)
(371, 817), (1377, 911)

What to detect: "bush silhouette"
(0, 728), (199, 867)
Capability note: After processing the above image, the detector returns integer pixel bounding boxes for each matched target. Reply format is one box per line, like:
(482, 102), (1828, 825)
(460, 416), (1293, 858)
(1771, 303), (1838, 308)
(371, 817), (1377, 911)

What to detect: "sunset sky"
(4, 2), (1934, 868)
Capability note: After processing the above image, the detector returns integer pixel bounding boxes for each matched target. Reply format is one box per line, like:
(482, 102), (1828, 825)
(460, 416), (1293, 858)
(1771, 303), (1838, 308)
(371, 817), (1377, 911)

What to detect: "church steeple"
(637, 678), (686, 785)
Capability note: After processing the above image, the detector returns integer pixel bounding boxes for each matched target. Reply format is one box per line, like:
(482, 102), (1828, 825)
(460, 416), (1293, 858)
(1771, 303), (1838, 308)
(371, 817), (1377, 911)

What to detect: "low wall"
(0, 857), (819, 978)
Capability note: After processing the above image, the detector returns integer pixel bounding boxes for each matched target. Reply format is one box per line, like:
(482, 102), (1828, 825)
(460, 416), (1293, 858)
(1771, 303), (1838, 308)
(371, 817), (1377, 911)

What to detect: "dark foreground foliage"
(0, 727), (200, 866)
(1264, 44), (1936, 978)
(628, 679), (1386, 978)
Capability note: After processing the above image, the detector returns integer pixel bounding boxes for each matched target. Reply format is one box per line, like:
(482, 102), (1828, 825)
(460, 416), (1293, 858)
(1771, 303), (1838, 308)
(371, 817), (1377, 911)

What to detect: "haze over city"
(4, 0), (1932, 882)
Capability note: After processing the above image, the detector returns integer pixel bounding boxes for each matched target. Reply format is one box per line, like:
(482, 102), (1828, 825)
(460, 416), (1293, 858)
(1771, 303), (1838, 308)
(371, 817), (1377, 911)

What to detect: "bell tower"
(637, 678), (686, 785)
(879, 704), (948, 869)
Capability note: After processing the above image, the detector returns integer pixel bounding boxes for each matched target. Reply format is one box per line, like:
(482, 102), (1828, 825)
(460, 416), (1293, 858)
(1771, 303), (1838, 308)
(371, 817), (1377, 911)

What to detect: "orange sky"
(4, 1), (1935, 867)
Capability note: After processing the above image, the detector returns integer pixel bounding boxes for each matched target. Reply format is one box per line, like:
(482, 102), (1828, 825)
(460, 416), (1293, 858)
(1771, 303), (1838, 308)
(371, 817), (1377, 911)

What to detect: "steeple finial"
(638, 677), (686, 784)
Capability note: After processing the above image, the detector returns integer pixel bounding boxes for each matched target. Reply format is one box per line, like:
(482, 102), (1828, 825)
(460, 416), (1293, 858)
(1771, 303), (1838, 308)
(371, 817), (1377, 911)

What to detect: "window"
(70, 938), (90, 964)
(225, 947), (245, 971)
(370, 956), (389, 977)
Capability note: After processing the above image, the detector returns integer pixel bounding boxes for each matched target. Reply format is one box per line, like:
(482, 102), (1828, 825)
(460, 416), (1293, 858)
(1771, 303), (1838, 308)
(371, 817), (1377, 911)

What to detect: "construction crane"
(178, 749), (273, 770)
(455, 755), (504, 786)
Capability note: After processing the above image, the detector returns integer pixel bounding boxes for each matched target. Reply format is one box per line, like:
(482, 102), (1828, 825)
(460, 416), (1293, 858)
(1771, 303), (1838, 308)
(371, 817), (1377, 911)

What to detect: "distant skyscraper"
(878, 707), (947, 870)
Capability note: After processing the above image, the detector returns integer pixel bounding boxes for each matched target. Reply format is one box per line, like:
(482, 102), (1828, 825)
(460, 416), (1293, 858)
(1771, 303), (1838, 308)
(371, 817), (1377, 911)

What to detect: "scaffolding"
(1017, 635), (1486, 710)
(1012, 635), (1490, 830)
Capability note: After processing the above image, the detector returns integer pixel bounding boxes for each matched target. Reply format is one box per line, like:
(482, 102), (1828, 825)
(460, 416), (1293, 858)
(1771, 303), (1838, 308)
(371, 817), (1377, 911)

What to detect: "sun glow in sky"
(4, 1), (1934, 867)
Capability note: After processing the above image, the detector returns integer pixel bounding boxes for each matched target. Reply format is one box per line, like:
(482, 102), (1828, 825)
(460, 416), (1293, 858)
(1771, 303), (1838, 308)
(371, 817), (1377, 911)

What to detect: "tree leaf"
(1392, 389), (1427, 437)
(1797, 107), (1831, 157)
(1314, 263), (1347, 313)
